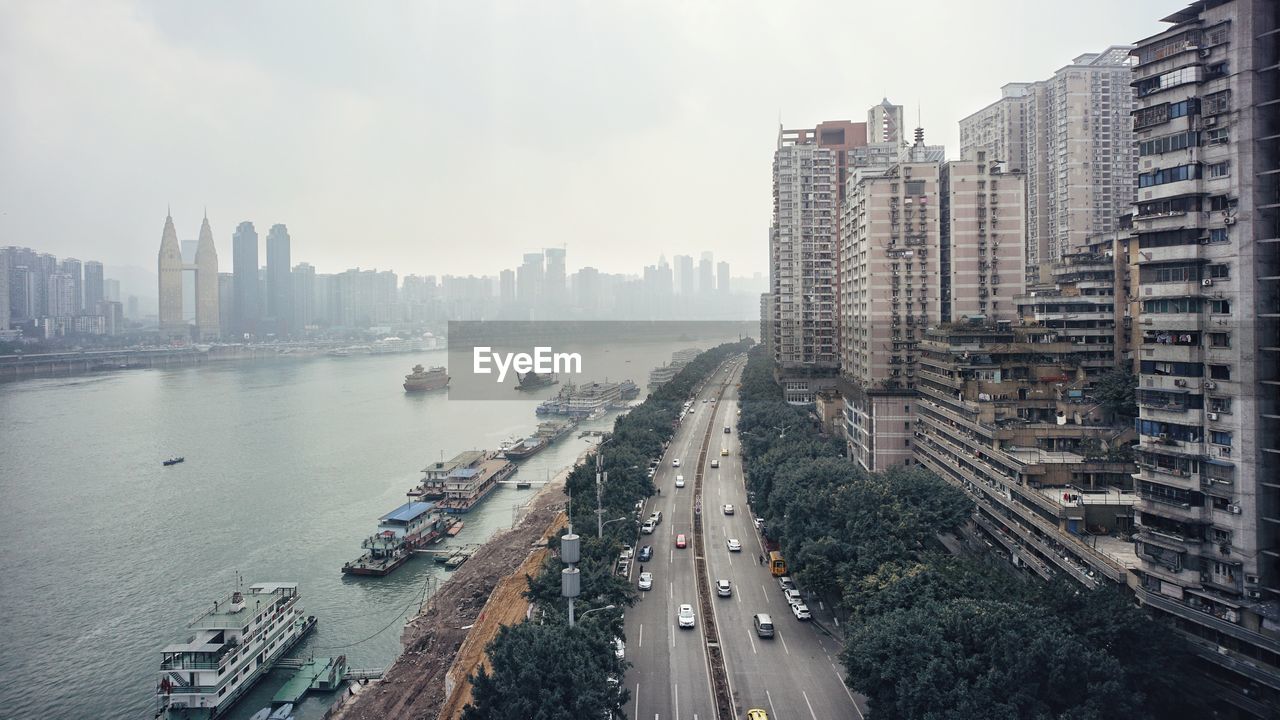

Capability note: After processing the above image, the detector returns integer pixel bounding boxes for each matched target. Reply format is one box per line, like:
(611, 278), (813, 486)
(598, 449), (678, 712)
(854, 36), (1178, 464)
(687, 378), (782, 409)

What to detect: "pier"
(272, 656), (384, 706)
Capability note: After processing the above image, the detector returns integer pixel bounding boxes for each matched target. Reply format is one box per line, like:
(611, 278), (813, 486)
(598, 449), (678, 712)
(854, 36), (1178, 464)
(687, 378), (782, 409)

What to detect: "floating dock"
(272, 656), (349, 706)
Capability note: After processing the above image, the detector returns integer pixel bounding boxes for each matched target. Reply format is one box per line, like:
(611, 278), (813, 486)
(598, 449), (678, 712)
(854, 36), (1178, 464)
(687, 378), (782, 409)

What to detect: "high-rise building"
(59, 258), (82, 316)
(83, 261), (103, 315)
(1129, 2), (1279, 714)
(544, 247), (566, 308)
(265, 224), (292, 336)
(217, 273), (235, 338)
(499, 269), (516, 306)
(867, 98), (905, 145)
(232, 221), (260, 338)
(157, 212), (185, 338)
(962, 49), (1136, 283)
(292, 263), (315, 331)
(517, 252), (544, 308)
(0, 251), (9, 332)
(194, 215), (220, 340)
(104, 278), (120, 303)
(46, 272), (75, 318)
(716, 261), (730, 295)
(673, 255), (694, 296)
(699, 252), (714, 294)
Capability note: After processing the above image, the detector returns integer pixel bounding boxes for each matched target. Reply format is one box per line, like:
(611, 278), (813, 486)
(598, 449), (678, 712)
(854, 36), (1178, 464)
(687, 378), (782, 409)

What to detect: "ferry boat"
(403, 364), (449, 392)
(411, 450), (491, 500)
(563, 382), (624, 417)
(371, 336), (430, 354)
(155, 583), (316, 719)
(437, 455), (516, 514)
(342, 501), (451, 576)
(618, 379), (640, 400)
(502, 418), (578, 460)
(515, 370), (558, 391)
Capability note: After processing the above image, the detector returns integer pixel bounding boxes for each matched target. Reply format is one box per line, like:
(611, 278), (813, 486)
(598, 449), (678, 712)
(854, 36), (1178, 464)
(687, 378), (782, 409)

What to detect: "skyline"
(0, 0), (1172, 278)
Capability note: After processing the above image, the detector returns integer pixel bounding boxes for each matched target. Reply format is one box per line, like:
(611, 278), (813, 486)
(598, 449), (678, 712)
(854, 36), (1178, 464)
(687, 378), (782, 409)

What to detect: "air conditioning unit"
(1207, 412), (1219, 421)
(1174, 379), (1188, 387)
(1228, 504), (1241, 514)
(1220, 446), (1232, 456)
(1247, 589), (1262, 599)
(1204, 116), (1217, 127)
(1224, 216), (1236, 225)
(1202, 278), (1213, 286)
(1158, 432), (1169, 441)
(1200, 47), (1212, 58)
(1204, 381), (1217, 390)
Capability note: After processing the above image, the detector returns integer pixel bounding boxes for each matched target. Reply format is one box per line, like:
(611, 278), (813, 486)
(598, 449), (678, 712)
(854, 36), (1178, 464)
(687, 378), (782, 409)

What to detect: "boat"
(502, 436), (547, 460)
(515, 481), (533, 489)
(537, 382), (626, 417)
(248, 710), (271, 720)
(403, 364), (449, 392)
(515, 370), (558, 391)
(371, 336), (430, 354)
(326, 348), (351, 357)
(445, 519), (464, 537)
(268, 704), (293, 720)
(503, 418), (578, 461)
(163, 457), (185, 466)
(155, 583), (316, 720)
(618, 379), (640, 400)
(412, 450), (491, 501)
(437, 455), (516, 514)
(342, 501), (451, 576)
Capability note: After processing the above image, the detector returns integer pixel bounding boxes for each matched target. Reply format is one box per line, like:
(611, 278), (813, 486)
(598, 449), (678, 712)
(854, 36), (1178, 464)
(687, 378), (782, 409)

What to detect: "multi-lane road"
(623, 358), (868, 720)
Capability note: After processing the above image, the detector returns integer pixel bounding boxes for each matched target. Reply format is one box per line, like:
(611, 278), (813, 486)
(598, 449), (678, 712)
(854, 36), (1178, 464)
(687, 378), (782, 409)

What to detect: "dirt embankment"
(327, 461), (576, 720)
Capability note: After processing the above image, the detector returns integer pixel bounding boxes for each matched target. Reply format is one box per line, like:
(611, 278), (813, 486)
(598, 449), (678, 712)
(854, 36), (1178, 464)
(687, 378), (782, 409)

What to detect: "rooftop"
(380, 501), (436, 524)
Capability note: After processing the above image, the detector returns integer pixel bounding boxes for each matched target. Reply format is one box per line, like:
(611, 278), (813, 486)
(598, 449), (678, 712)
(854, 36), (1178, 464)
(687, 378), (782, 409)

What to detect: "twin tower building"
(157, 210), (219, 340)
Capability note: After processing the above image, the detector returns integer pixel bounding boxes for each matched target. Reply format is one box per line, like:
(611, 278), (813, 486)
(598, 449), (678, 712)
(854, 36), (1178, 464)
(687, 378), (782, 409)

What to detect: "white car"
(716, 579), (732, 597)
(641, 520), (656, 534)
(613, 637), (626, 660)
(726, 538), (742, 552)
(638, 571), (653, 591)
(790, 602), (812, 621)
(722, 504), (734, 515)
(675, 475), (685, 488)
(619, 545), (633, 559)
(710, 459), (720, 468)
(672, 458), (681, 467)
(678, 604), (696, 628)
(778, 576), (796, 592)
(784, 588), (803, 606)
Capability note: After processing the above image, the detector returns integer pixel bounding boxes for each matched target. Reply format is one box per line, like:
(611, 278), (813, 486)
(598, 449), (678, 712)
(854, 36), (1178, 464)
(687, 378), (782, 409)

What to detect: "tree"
(1094, 368), (1139, 419)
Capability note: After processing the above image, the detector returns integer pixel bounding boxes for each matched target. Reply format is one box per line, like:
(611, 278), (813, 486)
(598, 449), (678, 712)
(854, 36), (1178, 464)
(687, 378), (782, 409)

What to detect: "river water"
(0, 339), (723, 720)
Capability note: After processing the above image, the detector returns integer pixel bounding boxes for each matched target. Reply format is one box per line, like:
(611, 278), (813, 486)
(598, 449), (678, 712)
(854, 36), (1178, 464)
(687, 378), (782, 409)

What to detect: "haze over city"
(2, 0), (1169, 277)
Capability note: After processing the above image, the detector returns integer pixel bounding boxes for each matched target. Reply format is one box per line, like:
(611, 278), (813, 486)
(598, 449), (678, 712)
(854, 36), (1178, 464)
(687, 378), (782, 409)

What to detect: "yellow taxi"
(747, 710), (769, 720)
(720, 447), (729, 456)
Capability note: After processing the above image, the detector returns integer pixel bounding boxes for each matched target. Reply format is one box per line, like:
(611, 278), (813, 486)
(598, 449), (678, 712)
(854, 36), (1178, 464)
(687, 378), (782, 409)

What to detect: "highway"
(623, 358), (868, 720)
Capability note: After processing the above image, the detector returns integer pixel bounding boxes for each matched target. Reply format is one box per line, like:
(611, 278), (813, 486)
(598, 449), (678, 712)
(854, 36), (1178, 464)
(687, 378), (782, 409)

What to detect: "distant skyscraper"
(867, 98), (905, 145)
(517, 252), (544, 307)
(217, 273), (235, 338)
(46, 272), (75, 318)
(232, 221), (260, 337)
(0, 251), (9, 332)
(83, 261), (103, 315)
(673, 255), (694, 296)
(544, 247), (566, 307)
(291, 262), (315, 331)
(698, 252), (714, 294)
(59, 258), (82, 316)
(266, 224), (292, 336)
(499, 269), (516, 305)
(716, 261), (730, 294)
(104, 278), (120, 303)
(194, 214), (220, 340)
(157, 212), (185, 338)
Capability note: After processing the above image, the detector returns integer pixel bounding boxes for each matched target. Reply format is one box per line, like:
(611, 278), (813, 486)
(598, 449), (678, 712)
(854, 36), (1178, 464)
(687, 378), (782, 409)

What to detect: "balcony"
(1142, 280), (1207, 299)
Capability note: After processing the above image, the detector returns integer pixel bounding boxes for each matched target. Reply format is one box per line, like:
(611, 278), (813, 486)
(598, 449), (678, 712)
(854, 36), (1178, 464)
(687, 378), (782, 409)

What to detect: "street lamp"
(600, 516), (629, 536)
(576, 604), (617, 624)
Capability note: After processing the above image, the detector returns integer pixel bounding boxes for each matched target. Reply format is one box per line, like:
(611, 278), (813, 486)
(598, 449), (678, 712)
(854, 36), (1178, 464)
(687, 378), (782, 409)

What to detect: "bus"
(768, 551), (786, 577)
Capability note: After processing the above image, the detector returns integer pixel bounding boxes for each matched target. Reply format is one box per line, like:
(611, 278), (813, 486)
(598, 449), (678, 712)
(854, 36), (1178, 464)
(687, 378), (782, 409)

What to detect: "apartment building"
(838, 137), (1025, 472)
(912, 322), (1139, 588)
(962, 49), (1137, 284)
(1129, 1), (1279, 715)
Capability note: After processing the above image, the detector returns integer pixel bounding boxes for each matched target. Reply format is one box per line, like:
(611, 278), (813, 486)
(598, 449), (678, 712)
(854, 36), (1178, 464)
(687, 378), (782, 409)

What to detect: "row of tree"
(737, 346), (1206, 719)
(464, 339), (753, 719)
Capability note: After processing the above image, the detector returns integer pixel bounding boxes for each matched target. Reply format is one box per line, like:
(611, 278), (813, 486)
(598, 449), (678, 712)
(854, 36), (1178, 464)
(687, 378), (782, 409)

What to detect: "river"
(0, 339), (723, 719)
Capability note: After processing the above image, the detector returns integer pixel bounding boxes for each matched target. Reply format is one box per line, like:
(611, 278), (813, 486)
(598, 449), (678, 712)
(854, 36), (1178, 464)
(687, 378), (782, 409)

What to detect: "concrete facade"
(157, 213), (185, 339)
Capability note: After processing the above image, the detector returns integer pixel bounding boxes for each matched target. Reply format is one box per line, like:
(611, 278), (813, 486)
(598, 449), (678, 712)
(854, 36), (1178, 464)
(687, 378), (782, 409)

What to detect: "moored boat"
(342, 501), (450, 576)
(403, 364), (449, 392)
(163, 457), (185, 466)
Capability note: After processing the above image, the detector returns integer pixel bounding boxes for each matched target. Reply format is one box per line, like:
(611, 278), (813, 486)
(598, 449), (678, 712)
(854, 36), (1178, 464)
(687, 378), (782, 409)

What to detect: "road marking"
(833, 663), (864, 717)
(633, 682), (640, 720)
(779, 632), (791, 656)
(674, 683), (679, 720)
(671, 624), (675, 648)
(747, 629), (757, 654)
(767, 689), (778, 719)
(803, 690), (819, 719)
(638, 624), (643, 648)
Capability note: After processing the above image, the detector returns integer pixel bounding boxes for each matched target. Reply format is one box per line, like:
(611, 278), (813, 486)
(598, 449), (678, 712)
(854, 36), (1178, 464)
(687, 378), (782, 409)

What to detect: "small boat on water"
(268, 704), (294, 720)
(404, 364), (450, 392)
(163, 457), (185, 466)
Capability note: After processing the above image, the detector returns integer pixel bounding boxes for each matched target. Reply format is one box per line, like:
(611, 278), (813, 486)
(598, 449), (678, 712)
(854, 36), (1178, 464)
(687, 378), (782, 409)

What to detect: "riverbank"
(326, 451), (582, 720)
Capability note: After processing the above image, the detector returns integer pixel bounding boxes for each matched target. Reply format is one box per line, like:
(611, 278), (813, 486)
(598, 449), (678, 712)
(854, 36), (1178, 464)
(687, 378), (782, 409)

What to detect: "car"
(726, 538), (742, 552)
(778, 576), (796, 592)
(753, 516), (764, 529)
(716, 579), (732, 597)
(613, 637), (626, 660)
(675, 533), (687, 549)
(688, 409), (695, 415)
(790, 602), (811, 621)
(619, 545), (633, 559)
(747, 709), (769, 720)
(616, 559), (630, 577)
(672, 458), (681, 467)
(638, 571), (653, 591)
(641, 520), (656, 534)
(646, 467), (656, 478)
(649, 510), (662, 524)
(720, 448), (729, 456)
(783, 588), (803, 606)
(702, 398), (708, 403)
(637, 545), (653, 562)
(722, 504), (734, 515)
(710, 459), (720, 468)
(724, 426), (731, 434)
(675, 475), (685, 488)
(678, 603), (696, 628)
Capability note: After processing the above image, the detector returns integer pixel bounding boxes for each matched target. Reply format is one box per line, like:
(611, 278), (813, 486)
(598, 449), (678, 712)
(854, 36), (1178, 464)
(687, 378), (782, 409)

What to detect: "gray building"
(265, 224), (292, 336)
(673, 254), (694, 296)
(1130, 2), (1279, 715)
(291, 262), (315, 332)
(217, 273), (235, 339)
(698, 251), (714, 295)
(0, 250), (8, 332)
(83, 261), (103, 315)
(517, 252), (544, 309)
(232, 221), (260, 338)
(544, 247), (566, 308)
(59, 258), (82, 316)
(867, 98), (905, 145)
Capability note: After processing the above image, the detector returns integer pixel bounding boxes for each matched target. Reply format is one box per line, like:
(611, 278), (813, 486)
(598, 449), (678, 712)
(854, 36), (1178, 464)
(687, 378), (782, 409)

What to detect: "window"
(1206, 24), (1230, 46)
(1205, 62), (1229, 79)
(1207, 264), (1230, 279)
(1209, 195), (1236, 211)
(1136, 419), (1203, 441)
(1210, 299), (1231, 314)
(1141, 360), (1204, 377)
(1139, 131), (1199, 156)
(1135, 67), (1199, 96)
(1140, 264), (1201, 283)
(905, 180), (925, 196)
(1142, 297), (1203, 313)
(1138, 229), (1201, 248)
(1208, 228), (1229, 243)
(1169, 98), (1198, 119)
(1137, 32), (1199, 64)
(1204, 461), (1234, 481)
(1139, 164), (1200, 188)
(1209, 364), (1231, 380)
(1209, 332), (1231, 348)
(1204, 90), (1231, 115)
(1137, 196), (1199, 216)
(1208, 162), (1231, 178)
(1209, 396), (1232, 413)
(1210, 430), (1233, 446)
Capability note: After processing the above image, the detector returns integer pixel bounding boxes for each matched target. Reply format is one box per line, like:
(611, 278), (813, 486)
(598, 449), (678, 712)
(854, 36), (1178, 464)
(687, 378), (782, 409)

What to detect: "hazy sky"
(1, 0), (1173, 279)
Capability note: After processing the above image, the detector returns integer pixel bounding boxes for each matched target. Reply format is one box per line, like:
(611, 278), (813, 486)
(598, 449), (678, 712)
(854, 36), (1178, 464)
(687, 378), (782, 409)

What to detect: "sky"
(0, 0), (1174, 280)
